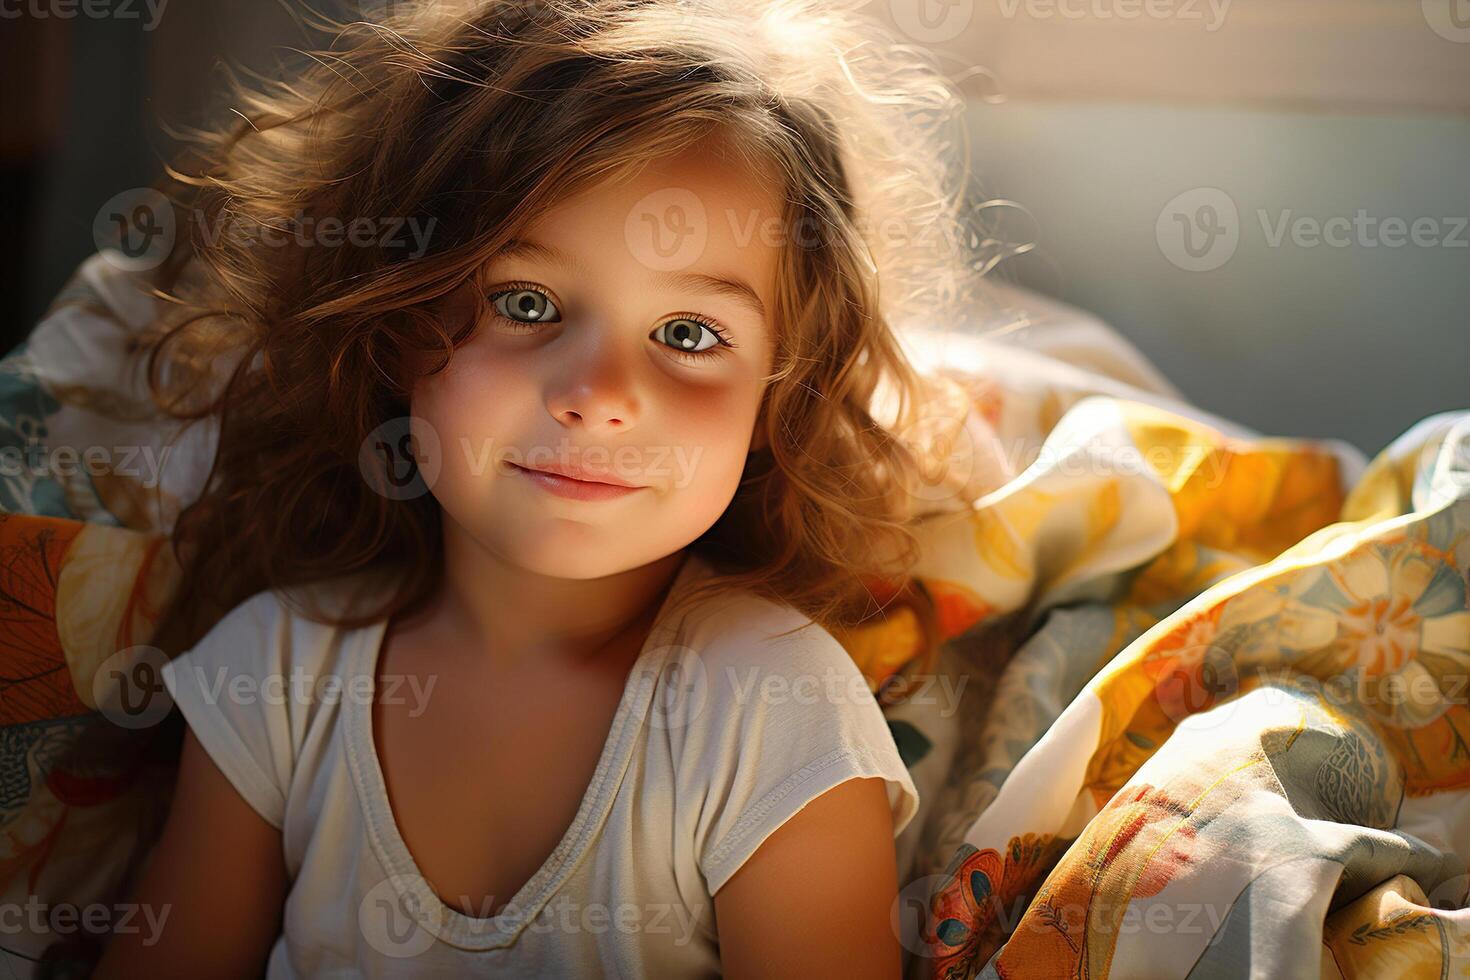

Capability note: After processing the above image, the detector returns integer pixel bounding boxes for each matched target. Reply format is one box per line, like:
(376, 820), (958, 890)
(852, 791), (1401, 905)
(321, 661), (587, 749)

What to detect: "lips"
(513, 461), (641, 488)
(508, 462), (648, 502)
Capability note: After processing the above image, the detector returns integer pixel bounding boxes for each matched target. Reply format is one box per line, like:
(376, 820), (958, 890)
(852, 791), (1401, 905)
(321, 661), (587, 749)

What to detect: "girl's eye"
(490, 286), (561, 326)
(487, 285), (734, 361)
(652, 317), (734, 360)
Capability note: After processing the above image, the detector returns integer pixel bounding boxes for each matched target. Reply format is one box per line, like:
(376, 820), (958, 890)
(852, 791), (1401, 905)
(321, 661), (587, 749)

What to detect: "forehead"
(512, 144), (786, 301)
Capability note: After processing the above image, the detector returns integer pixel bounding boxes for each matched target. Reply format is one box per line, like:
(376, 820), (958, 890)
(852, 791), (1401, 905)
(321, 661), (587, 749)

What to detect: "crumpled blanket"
(1, 253), (1465, 977)
(865, 330), (1469, 978)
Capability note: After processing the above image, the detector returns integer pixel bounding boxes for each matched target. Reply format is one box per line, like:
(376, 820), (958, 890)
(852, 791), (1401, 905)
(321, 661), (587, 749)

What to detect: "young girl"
(95, 0), (988, 975)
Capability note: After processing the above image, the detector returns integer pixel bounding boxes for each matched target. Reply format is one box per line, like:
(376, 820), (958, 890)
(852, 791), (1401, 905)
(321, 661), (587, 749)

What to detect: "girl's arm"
(93, 726), (287, 979)
(713, 776), (906, 979)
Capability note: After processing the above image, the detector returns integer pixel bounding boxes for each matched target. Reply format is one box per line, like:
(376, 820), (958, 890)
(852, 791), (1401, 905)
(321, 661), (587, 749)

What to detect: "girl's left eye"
(487, 285), (734, 361)
(651, 317), (733, 359)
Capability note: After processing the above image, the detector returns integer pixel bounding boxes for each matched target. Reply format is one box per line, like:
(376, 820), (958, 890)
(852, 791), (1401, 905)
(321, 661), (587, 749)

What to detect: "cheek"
(409, 350), (527, 490)
(664, 383), (762, 499)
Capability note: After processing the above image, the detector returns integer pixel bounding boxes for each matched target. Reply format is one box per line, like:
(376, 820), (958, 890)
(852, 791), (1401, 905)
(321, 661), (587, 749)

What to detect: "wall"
(967, 100), (1470, 455)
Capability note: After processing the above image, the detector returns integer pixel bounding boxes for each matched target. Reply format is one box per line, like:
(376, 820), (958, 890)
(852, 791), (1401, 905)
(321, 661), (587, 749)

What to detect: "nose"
(545, 329), (640, 433)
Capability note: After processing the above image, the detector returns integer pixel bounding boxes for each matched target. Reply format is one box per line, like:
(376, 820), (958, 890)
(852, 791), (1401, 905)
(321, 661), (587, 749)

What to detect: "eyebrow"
(493, 237), (768, 322)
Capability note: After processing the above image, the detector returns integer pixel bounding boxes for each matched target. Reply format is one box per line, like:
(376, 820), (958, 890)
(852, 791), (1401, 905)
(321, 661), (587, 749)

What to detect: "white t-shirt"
(159, 551), (920, 978)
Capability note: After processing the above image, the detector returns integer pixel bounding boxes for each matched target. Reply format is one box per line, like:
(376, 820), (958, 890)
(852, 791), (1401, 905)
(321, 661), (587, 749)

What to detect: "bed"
(1, 251), (1466, 978)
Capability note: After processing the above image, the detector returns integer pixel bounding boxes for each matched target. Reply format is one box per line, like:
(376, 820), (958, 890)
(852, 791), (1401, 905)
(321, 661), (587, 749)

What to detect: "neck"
(429, 514), (689, 669)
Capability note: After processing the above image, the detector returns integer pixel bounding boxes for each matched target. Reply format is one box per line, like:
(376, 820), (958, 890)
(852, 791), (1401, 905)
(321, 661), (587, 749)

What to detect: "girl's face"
(411, 145), (781, 579)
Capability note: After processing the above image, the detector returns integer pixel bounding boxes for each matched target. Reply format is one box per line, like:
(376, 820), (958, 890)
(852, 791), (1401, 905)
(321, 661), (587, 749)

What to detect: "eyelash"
(486, 281), (738, 364)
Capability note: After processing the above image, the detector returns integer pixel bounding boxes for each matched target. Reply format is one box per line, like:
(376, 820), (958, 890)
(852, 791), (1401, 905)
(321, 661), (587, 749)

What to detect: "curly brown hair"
(130, 0), (991, 656)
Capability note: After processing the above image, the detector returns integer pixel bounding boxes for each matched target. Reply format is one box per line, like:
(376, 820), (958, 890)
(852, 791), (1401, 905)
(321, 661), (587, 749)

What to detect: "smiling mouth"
(508, 463), (648, 501)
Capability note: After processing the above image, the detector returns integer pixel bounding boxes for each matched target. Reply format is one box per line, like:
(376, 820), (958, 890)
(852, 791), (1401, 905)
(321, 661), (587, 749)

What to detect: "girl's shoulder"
(156, 570), (388, 831)
(669, 579), (871, 701)
(656, 560), (905, 743)
(657, 582), (922, 896)
(172, 568), (391, 681)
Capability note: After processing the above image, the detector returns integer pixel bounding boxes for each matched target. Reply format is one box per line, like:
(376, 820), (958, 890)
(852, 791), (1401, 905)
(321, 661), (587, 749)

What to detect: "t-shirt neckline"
(343, 551), (705, 951)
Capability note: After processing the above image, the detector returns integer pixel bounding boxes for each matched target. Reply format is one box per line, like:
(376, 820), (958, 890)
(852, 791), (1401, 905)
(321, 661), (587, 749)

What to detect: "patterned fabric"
(1, 253), (1465, 977)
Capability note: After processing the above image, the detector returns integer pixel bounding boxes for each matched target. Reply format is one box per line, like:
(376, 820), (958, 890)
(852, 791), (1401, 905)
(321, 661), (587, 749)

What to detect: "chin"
(494, 535), (635, 580)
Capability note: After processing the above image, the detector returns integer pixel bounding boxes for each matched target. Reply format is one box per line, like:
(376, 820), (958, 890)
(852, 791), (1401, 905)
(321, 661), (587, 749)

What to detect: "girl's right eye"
(489, 285), (561, 328)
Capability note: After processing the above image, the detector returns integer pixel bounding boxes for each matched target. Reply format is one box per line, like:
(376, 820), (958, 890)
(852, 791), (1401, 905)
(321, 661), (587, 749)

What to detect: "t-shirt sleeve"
(686, 606), (921, 896)
(159, 590), (293, 830)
